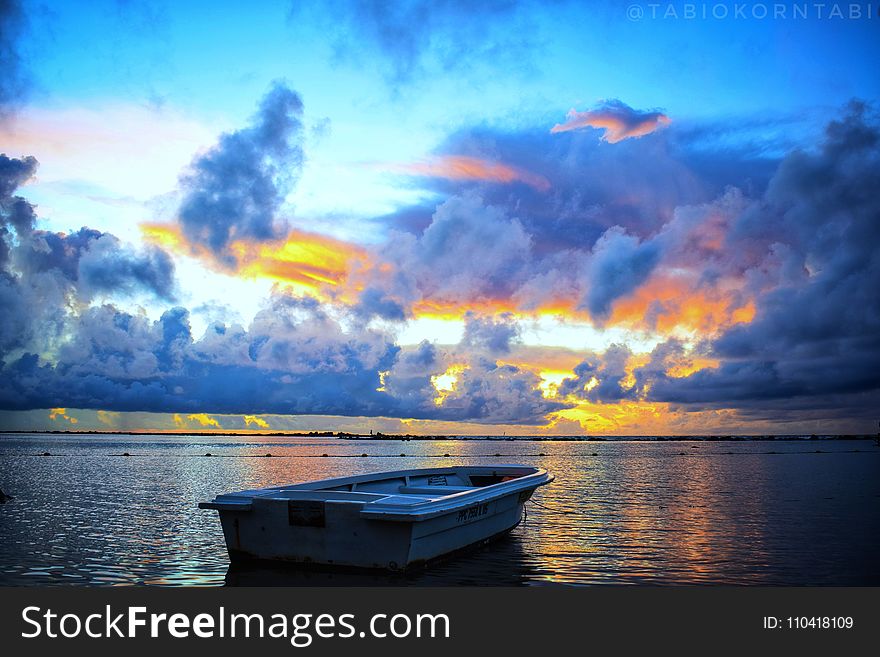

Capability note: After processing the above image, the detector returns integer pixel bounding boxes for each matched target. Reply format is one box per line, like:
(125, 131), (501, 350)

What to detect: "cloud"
(0, 298), (399, 416)
(1, 155), (177, 355)
(624, 102), (880, 418)
(1, 153), (38, 267)
(551, 99), (671, 143)
(378, 155), (551, 191)
(535, 102), (879, 428)
(11, 227), (176, 301)
(177, 82), (304, 263)
(359, 192), (536, 317)
(380, 343), (565, 425)
(582, 226), (660, 321)
(391, 119), (718, 255)
(186, 413), (221, 429)
(0, 287), (568, 425)
(150, 95), (787, 338)
(48, 407), (77, 424)
(353, 287), (408, 321)
(363, 116), (783, 332)
(428, 358), (565, 424)
(0, 0), (29, 116)
(460, 311), (520, 354)
(3, 82), (879, 431)
(142, 221), (366, 297)
(243, 414), (269, 429)
(558, 343), (638, 403)
(77, 234), (175, 300)
(293, 0), (551, 85)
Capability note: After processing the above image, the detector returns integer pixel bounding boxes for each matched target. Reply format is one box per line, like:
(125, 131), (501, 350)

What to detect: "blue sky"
(1, 0), (879, 434)
(25, 2), (880, 125)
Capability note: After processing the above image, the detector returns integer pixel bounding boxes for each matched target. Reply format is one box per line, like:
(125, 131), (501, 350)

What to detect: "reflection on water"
(224, 533), (546, 587)
(0, 434), (878, 586)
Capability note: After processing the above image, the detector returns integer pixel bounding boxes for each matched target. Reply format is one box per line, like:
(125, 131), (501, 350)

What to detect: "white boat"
(199, 464), (553, 571)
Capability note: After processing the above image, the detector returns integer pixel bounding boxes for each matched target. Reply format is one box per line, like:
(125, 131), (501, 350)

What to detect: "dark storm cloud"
(0, 294), (563, 424)
(0, 0), (29, 116)
(632, 102), (880, 413)
(0, 153), (37, 266)
(389, 113), (767, 252)
(177, 82), (304, 263)
(77, 234), (175, 301)
(0, 154), (36, 234)
(1, 155), (178, 354)
(471, 101), (880, 426)
(717, 103), (880, 355)
(11, 227), (176, 301)
(0, 300), (400, 415)
(0, 153), (37, 203)
(360, 102), (826, 329)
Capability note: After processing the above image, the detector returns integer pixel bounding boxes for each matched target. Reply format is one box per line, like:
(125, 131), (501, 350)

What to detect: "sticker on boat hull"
(456, 503), (490, 523)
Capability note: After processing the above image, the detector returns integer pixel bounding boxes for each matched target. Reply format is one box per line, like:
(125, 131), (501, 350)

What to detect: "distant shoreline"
(0, 430), (874, 441)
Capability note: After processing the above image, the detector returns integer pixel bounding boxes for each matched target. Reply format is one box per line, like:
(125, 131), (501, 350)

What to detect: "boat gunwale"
(200, 465), (553, 521)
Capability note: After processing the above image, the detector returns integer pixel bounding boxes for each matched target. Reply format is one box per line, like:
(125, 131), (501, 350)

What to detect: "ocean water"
(0, 433), (878, 586)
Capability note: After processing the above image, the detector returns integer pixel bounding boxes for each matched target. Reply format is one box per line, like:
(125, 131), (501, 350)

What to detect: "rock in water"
(0, 488), (12, 503)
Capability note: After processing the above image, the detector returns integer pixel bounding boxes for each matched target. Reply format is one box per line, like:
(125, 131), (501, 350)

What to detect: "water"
(1, 434), (878, 586)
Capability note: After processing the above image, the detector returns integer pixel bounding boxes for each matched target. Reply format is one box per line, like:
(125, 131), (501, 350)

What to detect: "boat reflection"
(224, 531), (549, 586)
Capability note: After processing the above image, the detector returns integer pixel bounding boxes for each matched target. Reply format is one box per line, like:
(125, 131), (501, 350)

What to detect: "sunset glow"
(2, 0), (878, 436)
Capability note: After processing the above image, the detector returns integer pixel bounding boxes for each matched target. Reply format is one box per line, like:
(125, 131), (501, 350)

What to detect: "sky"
(1, 0), (879, 435)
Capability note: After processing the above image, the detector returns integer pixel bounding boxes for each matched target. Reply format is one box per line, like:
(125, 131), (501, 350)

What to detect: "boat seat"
(371, 494), (435, 505)
(398, 485), (476, 495)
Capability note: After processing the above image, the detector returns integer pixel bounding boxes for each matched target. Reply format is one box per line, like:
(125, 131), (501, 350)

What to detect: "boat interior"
(279, 468), (528, 505)
(323, 470), (518, 495)
(209, 467), (538, 507)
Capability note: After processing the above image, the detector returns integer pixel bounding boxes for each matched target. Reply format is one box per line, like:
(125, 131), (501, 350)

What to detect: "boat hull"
(202, 465), (551, 571)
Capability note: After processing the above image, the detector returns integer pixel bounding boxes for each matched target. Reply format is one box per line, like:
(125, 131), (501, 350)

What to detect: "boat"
(199, 464), (553, 571)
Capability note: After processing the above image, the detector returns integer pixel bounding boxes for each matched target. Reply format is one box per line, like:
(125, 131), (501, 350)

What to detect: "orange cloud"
(666, 357), (720, 378)
(171, 412), (221, 429)
(49, 408), (78, 425)
(187, 413), (221, 429)
(553, 399), (671, 434)
(500, 345), (586, 374)
(551, 101), (671, 143)
(378, 155), (551, 191)
(142, 222), (369, 300)
(411, 296), (582, 322)
(609, 273), (754, 335)
(142, 213), (755, 345)
(243, 415), (270, 429)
